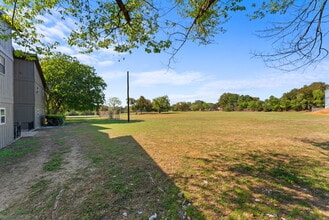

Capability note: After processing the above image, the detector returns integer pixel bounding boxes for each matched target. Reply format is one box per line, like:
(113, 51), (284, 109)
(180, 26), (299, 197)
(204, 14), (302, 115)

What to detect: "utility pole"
(127, 71), (130, 123)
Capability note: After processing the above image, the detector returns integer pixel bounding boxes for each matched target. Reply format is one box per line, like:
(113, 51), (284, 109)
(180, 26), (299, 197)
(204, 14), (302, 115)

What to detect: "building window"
(0, 108), (5, 125)
(0, 55), (4, 74)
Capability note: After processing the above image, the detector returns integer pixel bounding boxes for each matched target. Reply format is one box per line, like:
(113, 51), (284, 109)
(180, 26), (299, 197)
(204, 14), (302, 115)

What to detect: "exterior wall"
(0, 21), (14, 149)
(14, 58), (46, 130)
(325, 89), (329, 108)
(33, 63), (46, 128)
(14, 59), (36, 130)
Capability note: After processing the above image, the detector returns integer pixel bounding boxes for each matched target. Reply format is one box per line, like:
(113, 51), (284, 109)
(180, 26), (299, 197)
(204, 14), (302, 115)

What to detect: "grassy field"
(1, 111), (328, 219)
(69, 111), (329, 219)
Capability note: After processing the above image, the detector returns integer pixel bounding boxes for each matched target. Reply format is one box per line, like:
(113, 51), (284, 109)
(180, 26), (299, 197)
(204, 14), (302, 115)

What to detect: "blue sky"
(32, 7), (329, 106)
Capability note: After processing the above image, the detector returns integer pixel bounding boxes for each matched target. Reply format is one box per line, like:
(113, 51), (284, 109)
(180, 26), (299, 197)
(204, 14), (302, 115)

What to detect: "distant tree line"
(128, 97), (218, 113)
(172, 100), (218, 111)
(218, 82), (328, 112)
(99, 95), (171, 114)
(99, 82), (328, 114)
(129, 95), (171, 114)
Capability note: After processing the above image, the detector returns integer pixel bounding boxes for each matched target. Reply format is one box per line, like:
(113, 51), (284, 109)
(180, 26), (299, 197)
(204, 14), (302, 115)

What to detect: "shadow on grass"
(66, 117), (144, 125)
(0, 121), (203, 219)
(175, 150), (329, 219)
(63, 123), (204, 219)
(139, 112), (179, 115)
(301, 139), (329, 151)
(5, 119), (328, 219)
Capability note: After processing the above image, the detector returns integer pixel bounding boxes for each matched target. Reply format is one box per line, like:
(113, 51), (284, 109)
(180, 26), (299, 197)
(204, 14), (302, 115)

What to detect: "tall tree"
(218, 93), (239, 111)
(41, 53), (107, 114)
(1, 1), (328, 69)
(152, 95), (170, 113)
(263, 96), (281, 112)
(172, 101), (191, 112)
(312, 89), (325, 107)
(237, 95), (257, 111)
(128, 98), (136, 112)
(108, 97), (122, 109)
(135, 96), (152, 114)
(281, 82), (328, 110)
(190, 100), (204, 111)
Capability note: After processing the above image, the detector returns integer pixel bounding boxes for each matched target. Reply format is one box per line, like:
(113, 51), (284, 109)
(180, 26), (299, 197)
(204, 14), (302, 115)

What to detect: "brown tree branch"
(254, 0), (329, 71)
(115, 0), (131, 25)
(12, 0), (18, 26)
(168, 0), (218, 65)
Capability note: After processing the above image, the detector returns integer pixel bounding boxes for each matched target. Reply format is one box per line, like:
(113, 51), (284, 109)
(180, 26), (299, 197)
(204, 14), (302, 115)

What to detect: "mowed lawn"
(75, 111), (329, 219)
(1, 111), (328, 219)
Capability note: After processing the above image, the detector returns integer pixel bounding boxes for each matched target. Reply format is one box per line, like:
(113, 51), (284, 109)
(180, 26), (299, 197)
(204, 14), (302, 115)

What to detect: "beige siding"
(0, 104), (14, 149)
(34, 64), (45, 128)
(0, 35), (14, 149)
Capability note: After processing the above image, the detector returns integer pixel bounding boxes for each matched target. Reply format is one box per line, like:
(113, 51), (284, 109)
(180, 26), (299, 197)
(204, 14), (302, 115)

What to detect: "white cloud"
(35, 9), (120, 59)
(72, 53), (101, 66)
(99, 71), (126, 80)
(199, 69), (327, 94)
(54, 45), (76, 55)
(96, 47), (120, 56)
(36, 12), (76, 43)
(165, 66), (329, 104)
(132, 70), (204, 86)
(98, 60), (115, 67)
(38, 23), (66, 40)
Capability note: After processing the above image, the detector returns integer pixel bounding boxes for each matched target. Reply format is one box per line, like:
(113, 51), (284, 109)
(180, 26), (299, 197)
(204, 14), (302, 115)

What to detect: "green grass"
(29, 178), (50, 198)
(0, 138), (40, 165)
(43, 137), (71, 171)
(1, 111), (328, 219)
(43, 157), (64, 171)
(69, 111), (328, 219)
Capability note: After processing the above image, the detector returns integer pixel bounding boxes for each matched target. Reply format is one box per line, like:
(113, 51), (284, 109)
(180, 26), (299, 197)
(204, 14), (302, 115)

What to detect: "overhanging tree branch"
(115, 0), (131, 25)
(254, 0), (329, 71)
(2, 0), (328, 70)
(12, 0), (18, 26)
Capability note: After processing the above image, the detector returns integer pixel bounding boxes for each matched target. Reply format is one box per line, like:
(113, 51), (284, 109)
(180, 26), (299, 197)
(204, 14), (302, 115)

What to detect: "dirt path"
(0, 126), (89, 213)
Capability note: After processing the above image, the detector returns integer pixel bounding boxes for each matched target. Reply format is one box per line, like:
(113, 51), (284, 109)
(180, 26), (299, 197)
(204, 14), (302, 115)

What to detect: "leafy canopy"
(152, 95), (170, 113)
(1, 1), (328, 69)
(41, 53), (107, 114)
(135, 96), (152, 113)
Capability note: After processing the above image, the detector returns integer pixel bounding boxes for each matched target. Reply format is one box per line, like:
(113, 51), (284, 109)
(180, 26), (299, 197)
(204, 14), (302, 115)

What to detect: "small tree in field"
(108, 97), (122, 119)
(108, 97), (122, 109)
(152, 95), (170, 113)
(135, 96), (152, 114)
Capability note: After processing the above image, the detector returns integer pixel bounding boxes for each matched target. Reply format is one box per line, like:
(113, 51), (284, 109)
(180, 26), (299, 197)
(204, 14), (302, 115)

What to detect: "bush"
(45, 115), (65, 126)
(67, 110), (79, 116)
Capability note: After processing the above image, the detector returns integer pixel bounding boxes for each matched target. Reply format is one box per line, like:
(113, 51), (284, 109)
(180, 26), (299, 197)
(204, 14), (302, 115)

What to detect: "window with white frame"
(0, 55), (4, 74)
(0, 108), (5, 125)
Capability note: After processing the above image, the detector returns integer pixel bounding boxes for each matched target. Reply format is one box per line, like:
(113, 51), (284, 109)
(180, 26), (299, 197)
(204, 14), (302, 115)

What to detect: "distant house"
(14, 54), (46, 131)
(0, 16), (14, 149)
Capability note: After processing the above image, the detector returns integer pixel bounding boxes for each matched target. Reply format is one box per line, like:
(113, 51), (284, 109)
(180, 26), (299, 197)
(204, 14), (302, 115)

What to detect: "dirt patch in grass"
(0, 126), (90, 217)
(0, 123), (200, 219)
(312, 108), (329, 115)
